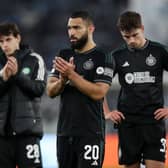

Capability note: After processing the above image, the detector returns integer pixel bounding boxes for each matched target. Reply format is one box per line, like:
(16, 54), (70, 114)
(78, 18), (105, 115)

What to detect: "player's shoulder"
(149, 40), (167, 51)
(93, 46), (113, 63)
(30, 51), (43, 59)
(111, 44), (127, 56)
(92, 46), (109, 56)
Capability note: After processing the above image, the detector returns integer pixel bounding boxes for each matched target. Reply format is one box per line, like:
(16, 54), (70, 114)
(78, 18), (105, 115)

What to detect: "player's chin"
(70, 42), (79, 49)
(70, 41), (77, 46)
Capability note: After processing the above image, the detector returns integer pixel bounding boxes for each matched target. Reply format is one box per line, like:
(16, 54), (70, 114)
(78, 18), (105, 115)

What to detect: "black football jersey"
(112, 40), (168, 124)
(49, 47), (113, 137)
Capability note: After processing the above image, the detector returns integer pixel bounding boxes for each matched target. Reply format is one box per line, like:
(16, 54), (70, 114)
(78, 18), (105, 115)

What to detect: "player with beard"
(46, 11), (113, 168)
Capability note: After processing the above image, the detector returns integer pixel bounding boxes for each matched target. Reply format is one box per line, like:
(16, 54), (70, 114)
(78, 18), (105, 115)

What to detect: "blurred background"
(1, 0), (168, 167)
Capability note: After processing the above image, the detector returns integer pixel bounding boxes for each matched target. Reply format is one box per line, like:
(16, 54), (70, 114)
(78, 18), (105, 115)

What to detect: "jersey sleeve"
(48, 67), (59, 78)
(94, 52), (114, 85)
(162, 45), (168, 71)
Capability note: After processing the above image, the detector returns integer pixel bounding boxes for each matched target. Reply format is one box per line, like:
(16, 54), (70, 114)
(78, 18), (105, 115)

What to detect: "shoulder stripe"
(30, 52), (45, 80)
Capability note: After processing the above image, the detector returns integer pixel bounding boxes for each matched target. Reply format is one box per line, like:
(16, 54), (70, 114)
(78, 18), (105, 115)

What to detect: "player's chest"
(73, 55), (96, 76)
(116, 52), (161, 74)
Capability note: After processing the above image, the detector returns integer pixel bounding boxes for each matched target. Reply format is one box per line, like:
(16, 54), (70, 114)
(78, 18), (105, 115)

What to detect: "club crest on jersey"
(22, 67), (31, 75)
(83, 59), (94, 70)
(146, 54), (156, 66)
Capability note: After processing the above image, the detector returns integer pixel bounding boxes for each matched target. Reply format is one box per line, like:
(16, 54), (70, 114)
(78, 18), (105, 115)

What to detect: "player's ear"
(89, 25), (95, 33)
(17, 34), (21, 43)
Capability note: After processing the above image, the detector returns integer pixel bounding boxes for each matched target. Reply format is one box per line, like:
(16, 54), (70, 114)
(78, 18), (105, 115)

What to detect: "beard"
(70, 33), (88, 50)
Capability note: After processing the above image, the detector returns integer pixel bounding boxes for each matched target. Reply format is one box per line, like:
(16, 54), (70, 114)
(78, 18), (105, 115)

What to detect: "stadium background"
(1, 0), (168, 167)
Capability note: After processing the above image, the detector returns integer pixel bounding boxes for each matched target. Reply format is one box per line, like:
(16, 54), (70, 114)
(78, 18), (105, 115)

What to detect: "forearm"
(16, 74), (46, 97)
(68, 71), (109, 100)
(103, 97), (111, 119)
(103, 97), (111, 118)
(47, 77), (66, 98)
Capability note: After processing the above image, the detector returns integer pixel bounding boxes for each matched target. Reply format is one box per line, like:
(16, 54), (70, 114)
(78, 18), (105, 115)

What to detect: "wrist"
(0, 69), (7, 81)
(60, 77), (67, 85)
(68, 70), (76, 81)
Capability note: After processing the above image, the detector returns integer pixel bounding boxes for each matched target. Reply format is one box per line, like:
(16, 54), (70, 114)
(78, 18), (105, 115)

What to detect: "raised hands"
(53, 56), (75, 79)
(1, 56), (18, 81)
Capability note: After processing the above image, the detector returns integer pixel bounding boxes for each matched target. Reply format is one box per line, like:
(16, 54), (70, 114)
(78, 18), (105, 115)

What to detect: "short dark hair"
(70, 11), (94, 26)
(0, 22), (20, 37)
(117, 11), (142, 32)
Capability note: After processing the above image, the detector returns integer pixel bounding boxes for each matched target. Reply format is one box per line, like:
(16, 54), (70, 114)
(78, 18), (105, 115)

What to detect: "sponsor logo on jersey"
(125, 71), (155, 84)
(96, 67), (104, 75)
(22, 67), (31, 75)
(146, 54), (156, 66)
(83, 59), (94, 70)
(122, 61), (130, 67)
(104, 67), (113, 78)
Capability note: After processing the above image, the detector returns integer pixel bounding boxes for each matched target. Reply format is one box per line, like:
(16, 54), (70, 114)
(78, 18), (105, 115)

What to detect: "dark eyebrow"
(67, 25), (81, 29)
(124, 32), (138, 38)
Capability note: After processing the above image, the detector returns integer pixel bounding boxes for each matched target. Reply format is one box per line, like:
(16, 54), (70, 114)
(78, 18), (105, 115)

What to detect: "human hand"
(105, 110), (125, 124)
(154, 108), (168, 120)
(54, 56), (75, 78)
(1, 63), (13, 81)
(7, 56), (18, 76)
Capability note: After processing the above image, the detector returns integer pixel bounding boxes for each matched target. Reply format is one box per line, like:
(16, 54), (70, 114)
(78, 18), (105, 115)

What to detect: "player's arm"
(55, 56), (111, 100)
(46, 75), (67, 98)
(15, 54), (46, 97)
(0, 67), (11, 96)
(103, 97), (125, 123)
(16, 74), (46, 97)
(162, 45), (168, 71)
(103, 97), (111, 118)
(69, 71), (110, 100)
(0, 59), (14, 96)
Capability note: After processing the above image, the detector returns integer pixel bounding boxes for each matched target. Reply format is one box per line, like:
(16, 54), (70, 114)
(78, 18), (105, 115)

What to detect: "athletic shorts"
(57, 136), (105, 168)
(118, 121), (166, 165)
(0, 135), (42, 168)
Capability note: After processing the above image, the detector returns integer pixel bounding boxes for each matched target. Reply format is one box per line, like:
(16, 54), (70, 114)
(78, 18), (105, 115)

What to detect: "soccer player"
(104, 11), (168, 168)
(47, 11), (113, 168)
(0, 22), (46, 168)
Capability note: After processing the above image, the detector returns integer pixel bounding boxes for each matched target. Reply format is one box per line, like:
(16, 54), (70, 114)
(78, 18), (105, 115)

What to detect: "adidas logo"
(122, 61), (130, 67)
(91, 160), (98, 166)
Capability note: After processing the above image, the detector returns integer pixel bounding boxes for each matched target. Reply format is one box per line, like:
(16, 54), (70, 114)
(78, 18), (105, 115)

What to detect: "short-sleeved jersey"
(49, 47), (113, 137)
(112, 40), (168, 124)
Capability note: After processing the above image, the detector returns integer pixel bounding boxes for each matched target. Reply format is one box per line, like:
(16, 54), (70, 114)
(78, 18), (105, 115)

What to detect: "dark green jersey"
(49, 47), (113, 137)
(112, 40), (168, 124)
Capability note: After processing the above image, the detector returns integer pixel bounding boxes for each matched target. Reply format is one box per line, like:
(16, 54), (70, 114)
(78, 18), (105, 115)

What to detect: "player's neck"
(75, 40), (96, 53)
(139, 38), (147, 48)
